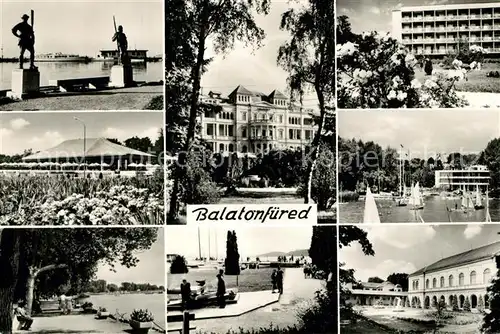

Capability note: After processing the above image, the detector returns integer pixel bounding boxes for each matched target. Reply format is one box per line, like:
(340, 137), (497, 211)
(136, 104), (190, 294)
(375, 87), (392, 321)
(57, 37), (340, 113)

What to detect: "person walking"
(216, 269), (226, 308)
(271, 269), (277, 293)
(180, 278), (191, 310)
(276, 266), (284, 295)
(11, 13), (36, 70)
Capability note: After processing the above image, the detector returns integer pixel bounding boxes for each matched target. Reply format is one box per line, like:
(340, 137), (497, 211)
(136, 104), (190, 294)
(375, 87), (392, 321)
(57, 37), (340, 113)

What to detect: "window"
(262, 130), (267, 137)
(304, 118), (313, 126)
(289, 129), (293, 140)
(206, 124), (214, 136)
(228, 125), (234, 137)
(242, 127), (247, 138)
(459, 273), (464, 286)
(484, 269), (492, 283)
(279, 115), (284, 123)
(440, 276), (444, 288)
(241, 112), (247, 121)
(470, 271), (476, 285)
(305, 130), (312, 140)
(426, 279), (430, 289)
(228, 143), (234, 152)
(219, 124), (224, 136)
(242, 145), (248, 153)
(432, 278), (437, 288)
(219, 143), (224, 152)
(279, 129), (284, 139)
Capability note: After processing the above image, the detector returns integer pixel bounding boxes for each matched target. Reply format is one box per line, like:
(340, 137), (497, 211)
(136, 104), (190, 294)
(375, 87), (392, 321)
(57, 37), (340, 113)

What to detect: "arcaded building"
(407, 241), (498, 310)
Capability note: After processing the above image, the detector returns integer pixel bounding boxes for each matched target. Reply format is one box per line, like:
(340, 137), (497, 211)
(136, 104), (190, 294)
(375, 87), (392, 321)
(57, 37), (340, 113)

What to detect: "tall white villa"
(392, 2), (500, 56)
(407, 241), (499, 310)
(198, 86), (318, 154)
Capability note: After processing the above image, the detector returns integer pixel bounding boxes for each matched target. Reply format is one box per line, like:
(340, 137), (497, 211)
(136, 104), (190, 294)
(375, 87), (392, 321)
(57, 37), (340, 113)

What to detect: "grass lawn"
(168, 267), (275, 296)
(340, 318), (390, 333)
(414, 62), (500, 93)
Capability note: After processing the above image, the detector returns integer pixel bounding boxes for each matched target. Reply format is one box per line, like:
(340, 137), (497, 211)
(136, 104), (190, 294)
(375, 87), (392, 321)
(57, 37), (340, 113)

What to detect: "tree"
(368, 277), (384, 283)
(481, 139), (500, 195)
(464, 296), (471, 311)
(170, 255), (189, 274)
(224, 231), (240, 276)
(106, 283), (119, 293)
(167, 0), (270, 221)
(479, 295), (485, 312)
(278, 0), (335, 205)
(309, 226), (336, 276)
(124, 136), (154, 155)
(483, 269), (500, 332)
(336, 15), (357, 45)
(387, 273), (409, 292)
(0, 230), (22, 333)
(0, 227), (158, 328)
(106, 138), (122, 145)
(452, 295), (459, 311)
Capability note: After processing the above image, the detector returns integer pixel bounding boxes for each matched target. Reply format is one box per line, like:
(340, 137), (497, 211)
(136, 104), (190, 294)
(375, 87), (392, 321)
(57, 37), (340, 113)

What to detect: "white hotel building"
(434, 165), (490, 192)
(407, 241), (499, 310)
(392, 2), (500, 56)
(198, 86), (318, 154)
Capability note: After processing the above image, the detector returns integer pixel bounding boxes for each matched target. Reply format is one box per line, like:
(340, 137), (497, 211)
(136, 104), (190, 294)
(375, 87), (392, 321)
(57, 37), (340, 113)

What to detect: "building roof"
(22, 138), (154, 161)
(268, 89), (288, 99)
(410, 241), (500, 277)
(229, 85), (254, 96)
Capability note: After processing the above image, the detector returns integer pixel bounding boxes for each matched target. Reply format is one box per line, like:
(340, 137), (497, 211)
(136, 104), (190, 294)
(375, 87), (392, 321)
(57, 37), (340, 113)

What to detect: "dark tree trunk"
(167, 2), (209, 222)
(0, 230), (21, 333)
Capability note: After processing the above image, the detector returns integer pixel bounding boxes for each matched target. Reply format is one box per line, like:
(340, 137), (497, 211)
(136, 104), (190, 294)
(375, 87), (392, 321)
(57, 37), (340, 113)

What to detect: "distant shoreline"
(81, 290), (164, 297)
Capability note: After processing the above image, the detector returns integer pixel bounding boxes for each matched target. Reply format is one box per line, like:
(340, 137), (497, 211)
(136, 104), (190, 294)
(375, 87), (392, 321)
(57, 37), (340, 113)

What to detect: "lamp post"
(74, 117), (86, 179)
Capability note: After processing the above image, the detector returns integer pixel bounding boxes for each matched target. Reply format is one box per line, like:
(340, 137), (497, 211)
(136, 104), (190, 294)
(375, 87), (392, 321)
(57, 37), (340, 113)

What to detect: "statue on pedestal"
(112, 25), (129, 65)
(12, 13), (36, 70)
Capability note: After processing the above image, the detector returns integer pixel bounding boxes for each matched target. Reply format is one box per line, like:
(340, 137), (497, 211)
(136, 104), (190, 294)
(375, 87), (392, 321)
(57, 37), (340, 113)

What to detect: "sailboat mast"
(208, 228), (211, 260)
(215, 230), (218, 260)
(399, 146), (402, 196)
(198, 226), (202, 260)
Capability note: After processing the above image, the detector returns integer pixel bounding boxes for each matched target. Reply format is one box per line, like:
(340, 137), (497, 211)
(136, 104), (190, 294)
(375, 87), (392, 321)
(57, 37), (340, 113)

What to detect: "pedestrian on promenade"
(216, 269), (226, 308)
(14, 301), (34, 330)
(180, 278), (191, 310)
(271, 269), (277, 293)
(276, 265), (284, 295)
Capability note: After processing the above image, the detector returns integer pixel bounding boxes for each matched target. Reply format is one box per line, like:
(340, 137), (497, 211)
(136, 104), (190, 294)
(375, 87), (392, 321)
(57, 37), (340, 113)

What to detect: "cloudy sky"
(1, 0), (163, 57)
(96, 228), (165, 286)
(340, 224), (499, 282)
(200, 1), (318, 108)
(166, 226), (314, 260)
(338, 110), (500, 158)
(337, 0), (498, 34)
(0, 112), (163, 155)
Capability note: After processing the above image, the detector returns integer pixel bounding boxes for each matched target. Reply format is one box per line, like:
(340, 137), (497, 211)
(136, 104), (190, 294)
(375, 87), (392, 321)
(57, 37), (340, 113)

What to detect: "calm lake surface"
(0, 62), (163, 90)
(82, 293), (165, 328)
(339, 196), (500, 223)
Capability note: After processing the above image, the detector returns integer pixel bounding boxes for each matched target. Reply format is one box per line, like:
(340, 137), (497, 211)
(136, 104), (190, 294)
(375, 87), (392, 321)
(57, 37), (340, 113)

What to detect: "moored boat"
(35, 53), (91, 62)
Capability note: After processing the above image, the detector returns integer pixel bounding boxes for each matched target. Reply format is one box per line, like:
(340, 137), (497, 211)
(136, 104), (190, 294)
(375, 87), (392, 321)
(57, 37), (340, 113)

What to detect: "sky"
(338, 110), (500, 159)
(0, 111), (163, 155)
(337, 0), (499, 34)
(340, 224), (500, 282)
(96, 227), (165, 286)
(1, 0), (163, 57)
(199, 1), (318, 108)
(166, 226), (313, 260)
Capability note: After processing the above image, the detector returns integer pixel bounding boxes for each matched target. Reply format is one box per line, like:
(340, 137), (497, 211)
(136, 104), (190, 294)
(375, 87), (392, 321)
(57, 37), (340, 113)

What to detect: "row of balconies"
(411, 283), (489, 293)
(408, 48), (500, 55)
(403, 26), (500, 33)
(403, 37), (499, 44)
(402, 14), (500, 22)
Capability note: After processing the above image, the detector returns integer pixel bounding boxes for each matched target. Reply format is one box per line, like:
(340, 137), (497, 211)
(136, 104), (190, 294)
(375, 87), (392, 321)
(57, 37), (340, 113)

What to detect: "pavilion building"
(344, 281), (407, 306)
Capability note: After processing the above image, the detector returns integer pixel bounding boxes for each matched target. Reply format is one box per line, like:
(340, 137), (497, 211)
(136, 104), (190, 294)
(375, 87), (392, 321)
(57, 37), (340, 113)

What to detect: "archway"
(448, 295), (453, 307)
(471, 295), (478, 309)
(459, 295), (465, 308)
(424, 296), (430, 309)
(432, 296), (438, 307)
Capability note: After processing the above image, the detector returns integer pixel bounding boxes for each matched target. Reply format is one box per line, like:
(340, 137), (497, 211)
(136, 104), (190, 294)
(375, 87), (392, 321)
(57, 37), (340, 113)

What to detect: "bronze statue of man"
(112, 25), (129, 65)
(12, 14), (36, 70)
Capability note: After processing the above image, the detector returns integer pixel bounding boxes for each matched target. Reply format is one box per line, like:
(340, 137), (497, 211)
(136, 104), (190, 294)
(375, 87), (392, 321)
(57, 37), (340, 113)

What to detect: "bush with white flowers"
(337, 31), (468, 109)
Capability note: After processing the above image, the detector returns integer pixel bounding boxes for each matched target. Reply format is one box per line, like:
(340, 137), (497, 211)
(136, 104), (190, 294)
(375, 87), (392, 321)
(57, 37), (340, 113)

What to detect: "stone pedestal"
(109, 65), (133, 88)
(7, 68), (40, 100)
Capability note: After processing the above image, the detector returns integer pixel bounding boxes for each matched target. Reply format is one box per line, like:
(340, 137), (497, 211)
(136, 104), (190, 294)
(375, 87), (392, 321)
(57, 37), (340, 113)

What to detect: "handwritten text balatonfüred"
(191, 205), (314, 223)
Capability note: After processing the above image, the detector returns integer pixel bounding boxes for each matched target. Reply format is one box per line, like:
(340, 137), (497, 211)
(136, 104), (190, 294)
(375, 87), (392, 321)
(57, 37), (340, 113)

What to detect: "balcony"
(249, 134), (274, 141)
(413, 28), (423, 33)
(483, 26), (493, 31)
(423, 39), (435, 43)
(249, 118), (277, 126)
(470, 14), (480, 19)
(424, 17), (434, 21)
(483, 14), (493, 19)
(459, 15), (469, 20)
(470, 26), (481, 31)
(402, 17), (412, 22)
(447, 16), (457, 20)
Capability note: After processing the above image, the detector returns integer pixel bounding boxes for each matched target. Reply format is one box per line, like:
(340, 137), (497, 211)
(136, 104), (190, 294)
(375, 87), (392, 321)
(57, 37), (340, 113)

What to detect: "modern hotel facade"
(198, 86), (317, 154)
(434, 165), (490, 191)
(407, 241), (499, 311)
(392, 2), (500, 56)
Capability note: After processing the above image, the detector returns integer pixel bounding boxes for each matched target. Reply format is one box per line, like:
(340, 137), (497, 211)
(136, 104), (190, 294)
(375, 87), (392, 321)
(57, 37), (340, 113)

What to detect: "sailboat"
(485, 189), (492, 222)
(363, 187), (381, 223)
(474, 188), (484, 210)
(461, 191), (475, 212)
(396, 151), (408, 207)
(409, 182), (424, 210)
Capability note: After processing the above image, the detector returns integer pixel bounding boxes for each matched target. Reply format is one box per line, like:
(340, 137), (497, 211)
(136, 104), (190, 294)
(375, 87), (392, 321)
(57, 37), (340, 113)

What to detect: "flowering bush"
(130, 309), (154, 322)
(0, 176), (164, 225)
(337, 31), (468, 109)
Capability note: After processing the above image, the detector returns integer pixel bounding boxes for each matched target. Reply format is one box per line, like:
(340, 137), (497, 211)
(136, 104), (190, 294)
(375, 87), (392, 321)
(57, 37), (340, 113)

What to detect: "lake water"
(81, 293), (165, 328)
(339, 196), (500, 223)
(0, 61), (163, 90)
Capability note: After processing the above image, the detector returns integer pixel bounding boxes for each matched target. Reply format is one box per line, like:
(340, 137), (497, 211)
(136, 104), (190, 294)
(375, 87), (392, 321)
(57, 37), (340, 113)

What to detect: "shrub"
(298, 288), (337, 333)
(130, 309), (154, 322)
(144, 95), (164, 110)
(487, 71), (500, 78)
(463, 296), (471, 311)
(337, 24), (468, 109)
(478, 295), (485, 312)
(82, 302), (93, 309)
(452, 295), (459, 311)
(170, 255), (189, 274)
(339, 191), (359, 203)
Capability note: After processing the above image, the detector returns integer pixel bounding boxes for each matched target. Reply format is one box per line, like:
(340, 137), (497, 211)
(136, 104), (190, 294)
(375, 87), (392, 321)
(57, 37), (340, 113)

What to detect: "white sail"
(363, 187), (381, 224)
(408, 184), (417, 206)
(462, 192), (474, 209)
(409, 182), (423, 207)
(475, 190), (482, 207)
(486, 189), (492, 222)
